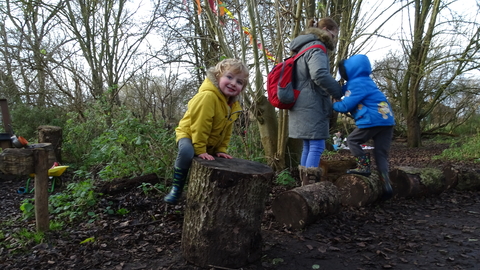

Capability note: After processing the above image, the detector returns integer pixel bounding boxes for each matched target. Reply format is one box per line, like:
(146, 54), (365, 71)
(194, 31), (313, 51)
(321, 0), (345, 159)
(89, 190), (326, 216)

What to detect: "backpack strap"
(293, 44), (327, 60)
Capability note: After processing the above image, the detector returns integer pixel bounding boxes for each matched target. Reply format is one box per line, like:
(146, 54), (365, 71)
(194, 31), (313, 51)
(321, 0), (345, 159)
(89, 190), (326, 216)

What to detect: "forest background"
(0, 0), (479, 183)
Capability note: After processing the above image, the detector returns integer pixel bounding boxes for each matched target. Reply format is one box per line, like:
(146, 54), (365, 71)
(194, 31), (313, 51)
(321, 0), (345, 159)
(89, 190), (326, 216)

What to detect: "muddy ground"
(1, 140), (480, 270)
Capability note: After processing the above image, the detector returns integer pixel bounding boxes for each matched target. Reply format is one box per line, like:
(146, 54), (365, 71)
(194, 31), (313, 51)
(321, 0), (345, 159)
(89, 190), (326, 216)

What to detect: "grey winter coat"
(288, 28), (343, 139)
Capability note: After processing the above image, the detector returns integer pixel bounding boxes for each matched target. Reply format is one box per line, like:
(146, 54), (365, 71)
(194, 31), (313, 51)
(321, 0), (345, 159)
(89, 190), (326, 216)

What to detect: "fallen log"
(454, 168), (480, 191)
(390, 166), (445, 198)
(334, 173), (383, 207)
(182, 157), (273, 269)
(98, 173), (159, 195)
(271, 181), (341, 229)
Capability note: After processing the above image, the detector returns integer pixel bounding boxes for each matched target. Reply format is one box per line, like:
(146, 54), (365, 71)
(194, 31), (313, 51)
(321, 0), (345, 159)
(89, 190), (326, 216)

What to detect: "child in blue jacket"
(333, 54), (395, 200)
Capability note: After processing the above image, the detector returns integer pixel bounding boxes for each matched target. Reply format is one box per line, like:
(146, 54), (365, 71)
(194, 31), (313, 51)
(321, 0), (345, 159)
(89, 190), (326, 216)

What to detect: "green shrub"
(433, 134), (480, 162)
(228, 121), (265, 163)
(9, 103), (68, 142)
(275, 170), (296, 187)
(63, 104), (176, 180)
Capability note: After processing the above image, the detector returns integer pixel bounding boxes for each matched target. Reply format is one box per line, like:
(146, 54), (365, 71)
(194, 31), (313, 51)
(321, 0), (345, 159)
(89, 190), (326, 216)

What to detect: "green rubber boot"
(347, 153), (371, 176)
(164, 167), (189, 205)
(379, 171), (393, 200)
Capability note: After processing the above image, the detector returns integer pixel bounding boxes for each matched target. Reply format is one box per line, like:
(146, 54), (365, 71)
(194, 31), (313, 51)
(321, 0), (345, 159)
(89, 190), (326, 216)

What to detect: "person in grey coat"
(289, 17), (343, 185)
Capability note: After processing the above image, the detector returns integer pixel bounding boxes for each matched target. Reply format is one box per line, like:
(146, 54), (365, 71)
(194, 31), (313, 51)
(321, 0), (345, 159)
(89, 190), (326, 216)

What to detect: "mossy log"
(454, 168), (480, 191)
(390, 166), (446, 198)
(271, 181), (341, 229)
(98, 173), (159, 195)
(335, 173), (383, 207)
(181, 157), (273, 269)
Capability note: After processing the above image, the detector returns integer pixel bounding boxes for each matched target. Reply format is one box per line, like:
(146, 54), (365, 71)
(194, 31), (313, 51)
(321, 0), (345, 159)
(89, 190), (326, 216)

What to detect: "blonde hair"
(208, 58), (249, 90)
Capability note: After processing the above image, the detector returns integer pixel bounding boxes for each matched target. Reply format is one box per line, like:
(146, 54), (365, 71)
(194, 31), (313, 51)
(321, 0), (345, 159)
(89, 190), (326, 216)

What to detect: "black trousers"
(347, 126), (394, 173)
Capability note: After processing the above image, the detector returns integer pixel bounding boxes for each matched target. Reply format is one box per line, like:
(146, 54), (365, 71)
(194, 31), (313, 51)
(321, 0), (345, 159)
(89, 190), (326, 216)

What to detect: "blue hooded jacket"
(333, 54), (395, 128)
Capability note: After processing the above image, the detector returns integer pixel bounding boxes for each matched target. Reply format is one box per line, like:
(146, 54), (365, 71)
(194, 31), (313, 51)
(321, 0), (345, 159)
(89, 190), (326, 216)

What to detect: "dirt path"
(1, 141), (480, 269)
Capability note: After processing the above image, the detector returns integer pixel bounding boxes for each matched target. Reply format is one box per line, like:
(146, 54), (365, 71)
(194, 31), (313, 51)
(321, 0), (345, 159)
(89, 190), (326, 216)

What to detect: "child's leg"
(165, 138), (195, 204)
(372, 126), (394, 173)
(372, 126), (394, 200)
(305, 139), (325, 168)
(300, 140), (310, 167)
(174, 138), (195, 169)
(346, 128), (368, 156)
(299, 139), (325, 185)
(347, 128), (372, 176)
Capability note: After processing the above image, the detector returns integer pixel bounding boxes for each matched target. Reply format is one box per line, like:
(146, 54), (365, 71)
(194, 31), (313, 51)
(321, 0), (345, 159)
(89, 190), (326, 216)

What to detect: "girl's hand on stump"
(198, 153), (215, 160)
(216, 152), (233, 159)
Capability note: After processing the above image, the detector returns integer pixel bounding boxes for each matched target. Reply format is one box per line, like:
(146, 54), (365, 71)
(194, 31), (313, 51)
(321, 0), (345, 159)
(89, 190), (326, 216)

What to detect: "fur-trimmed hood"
(290, 27), (336, 52)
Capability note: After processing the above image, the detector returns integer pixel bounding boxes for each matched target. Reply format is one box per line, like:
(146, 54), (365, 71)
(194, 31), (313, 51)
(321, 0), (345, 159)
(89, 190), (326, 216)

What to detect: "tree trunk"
(406, 115), (422, 147)
(335, 173), (383, 207)
(182, 157), (273, 269)
(271, 181), (340, 229)
(390, 166), (445, 198)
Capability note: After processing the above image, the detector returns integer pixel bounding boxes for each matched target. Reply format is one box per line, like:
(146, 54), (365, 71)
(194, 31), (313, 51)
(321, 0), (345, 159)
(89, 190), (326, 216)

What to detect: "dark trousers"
(347, 126), (394, 173)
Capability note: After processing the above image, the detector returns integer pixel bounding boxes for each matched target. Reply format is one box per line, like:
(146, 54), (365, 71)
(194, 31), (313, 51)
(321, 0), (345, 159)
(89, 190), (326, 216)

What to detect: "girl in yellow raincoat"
(164, 59), (249, 204)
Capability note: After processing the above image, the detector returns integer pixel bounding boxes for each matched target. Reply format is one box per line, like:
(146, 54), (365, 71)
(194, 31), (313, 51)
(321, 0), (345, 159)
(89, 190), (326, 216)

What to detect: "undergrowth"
(433, 134), (480, 162)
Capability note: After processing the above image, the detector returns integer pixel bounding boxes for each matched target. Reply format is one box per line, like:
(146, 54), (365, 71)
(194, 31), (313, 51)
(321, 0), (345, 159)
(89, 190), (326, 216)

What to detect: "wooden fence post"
(34, 148), (49, 232)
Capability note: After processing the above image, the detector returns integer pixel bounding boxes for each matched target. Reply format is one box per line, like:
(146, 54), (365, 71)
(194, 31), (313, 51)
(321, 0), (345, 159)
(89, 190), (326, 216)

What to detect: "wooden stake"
(34, 148), (49, 232)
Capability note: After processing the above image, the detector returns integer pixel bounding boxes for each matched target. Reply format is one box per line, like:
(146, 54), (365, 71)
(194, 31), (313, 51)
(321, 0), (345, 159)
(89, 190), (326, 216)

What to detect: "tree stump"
(271, 181), (340, 229)
(321, 158), (356, 182)
(390, 166), (446, 198)
(335, 173), (383, 207)
(38, 125), (62, 163)
(181, 157), (273, 269)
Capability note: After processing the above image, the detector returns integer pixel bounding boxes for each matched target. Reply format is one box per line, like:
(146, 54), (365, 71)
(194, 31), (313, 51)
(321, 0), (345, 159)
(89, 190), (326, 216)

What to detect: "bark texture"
(335, 173), (383, 207)
(181, 157), (273, 268)
(390, 166), (445, 198)
(271, 181), (340, 229)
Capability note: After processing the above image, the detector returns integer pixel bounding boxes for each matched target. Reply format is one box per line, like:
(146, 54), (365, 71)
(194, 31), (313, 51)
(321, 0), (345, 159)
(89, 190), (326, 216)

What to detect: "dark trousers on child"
(347, 126), (394, 173)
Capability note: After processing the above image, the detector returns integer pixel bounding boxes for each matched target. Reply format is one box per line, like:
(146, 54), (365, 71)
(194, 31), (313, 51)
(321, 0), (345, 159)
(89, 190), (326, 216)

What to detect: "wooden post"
(181, 157), (273, 269)
(34, 148), (49, 232)
(0, 143), (52, 232)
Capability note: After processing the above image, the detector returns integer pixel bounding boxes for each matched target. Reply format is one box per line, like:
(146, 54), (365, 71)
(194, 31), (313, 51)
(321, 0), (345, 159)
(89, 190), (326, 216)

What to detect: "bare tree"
(60, 0), (162, 123)
(391, 0), (480, 146)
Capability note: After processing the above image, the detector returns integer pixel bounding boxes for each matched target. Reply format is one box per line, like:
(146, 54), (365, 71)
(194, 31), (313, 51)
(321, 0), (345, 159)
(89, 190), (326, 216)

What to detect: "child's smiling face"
(218, 70), (246, 98)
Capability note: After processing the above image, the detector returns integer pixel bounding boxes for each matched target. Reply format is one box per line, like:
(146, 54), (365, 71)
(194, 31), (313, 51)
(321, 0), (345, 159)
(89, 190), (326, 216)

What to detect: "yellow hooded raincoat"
(175, 77), (242, 155)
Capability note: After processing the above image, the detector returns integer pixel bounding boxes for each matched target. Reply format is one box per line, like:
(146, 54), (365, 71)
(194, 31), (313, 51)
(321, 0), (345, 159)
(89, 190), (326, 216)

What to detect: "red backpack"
(267, 44), (326, 109)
